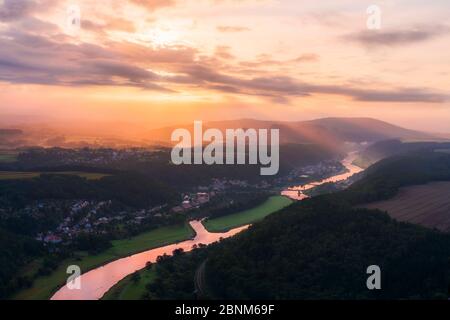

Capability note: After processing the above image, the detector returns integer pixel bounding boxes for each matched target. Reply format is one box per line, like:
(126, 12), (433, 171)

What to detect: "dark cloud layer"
(177, 65), (448, 103)
(0, 0), (35, 21)
(0, 0), (55, 21)
(83, 17), (136, 34)
(0, 15), (447, 104)
(0, 26), (168, 90)
(345, 26), (449, 47)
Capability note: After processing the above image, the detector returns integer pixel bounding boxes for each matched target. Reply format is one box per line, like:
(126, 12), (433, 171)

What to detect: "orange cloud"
(217, 25), (251, 32)
(128, 0), (176, 11)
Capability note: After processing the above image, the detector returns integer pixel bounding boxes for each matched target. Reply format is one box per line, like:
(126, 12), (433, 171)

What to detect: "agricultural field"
(362, 181), (450, 231)
(0, 150), (19, 163)
(13, 223), (194, 300)
(0, 171), (109, 180)
(203, 195), (293, 233)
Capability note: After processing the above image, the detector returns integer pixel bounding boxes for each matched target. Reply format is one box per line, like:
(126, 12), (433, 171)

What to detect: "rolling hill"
(354, 139), (450, 168)
(0, 129), (24, 148)
(305, 117), (437, 142)
(0, 129), (23, 136)
(139, 151), (450, 300)
(146, 117), (439, 151)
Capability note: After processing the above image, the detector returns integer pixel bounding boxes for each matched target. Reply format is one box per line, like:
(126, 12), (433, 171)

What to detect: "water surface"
(281, 152), (363, 200)
(52, 152), (362, 300)
(51, 221), (248, 300)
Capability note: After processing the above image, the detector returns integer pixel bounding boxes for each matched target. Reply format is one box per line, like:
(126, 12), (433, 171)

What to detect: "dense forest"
(354, 139), (450, 168)
(147, 200), (450, 299)
(3, 147), (450, 299)
(143, 151), (450, 300)
(343, 151), (450, 204)
(0, 143), (337, 298)
(0, 172), (177, 209)
(0, 172), (178, 298)
(1, 144), (341, 187)
(0, 229), (42, 298)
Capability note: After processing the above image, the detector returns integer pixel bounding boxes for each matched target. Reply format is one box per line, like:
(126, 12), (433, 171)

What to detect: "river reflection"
(51, 221), (249, 300)
(281, 152), (363, 201)
(52, 153), (362, 300)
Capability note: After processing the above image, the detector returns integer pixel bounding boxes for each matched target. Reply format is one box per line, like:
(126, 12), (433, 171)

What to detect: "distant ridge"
(0, 129), (23, 136)
(147, 117), (440, 150)
(305, 117), (437, 142)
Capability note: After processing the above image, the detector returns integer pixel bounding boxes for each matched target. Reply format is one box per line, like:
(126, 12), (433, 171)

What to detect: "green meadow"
(203, 195), (293, 233)
(0, 150), (19, 163)
(102, 267), (156, 300)
(13, 223), (194, 300)
(103, 195), (294, 300)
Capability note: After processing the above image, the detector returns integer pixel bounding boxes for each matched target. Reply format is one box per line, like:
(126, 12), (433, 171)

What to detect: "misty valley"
(1, 1), (450, 309)
(1, 118), (450, 301)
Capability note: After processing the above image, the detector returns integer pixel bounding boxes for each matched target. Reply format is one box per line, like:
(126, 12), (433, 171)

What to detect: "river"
(51, 152), (362, 300)
(281, 152), (363, 200)
(51, 221), (249, 300)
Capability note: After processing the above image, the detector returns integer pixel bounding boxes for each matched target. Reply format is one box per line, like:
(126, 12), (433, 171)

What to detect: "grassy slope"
(103, 196), (293, 300)
(0, 171), (109, 180)
(102, 267), (156, 300)
(13, 223), (194, 300)
(203, 195), (293, 233)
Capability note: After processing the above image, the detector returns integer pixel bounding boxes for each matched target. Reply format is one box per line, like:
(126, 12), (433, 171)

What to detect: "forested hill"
(147, 117), (437, 148)
(144, 151), (450, 300)
(1, 143), (341, 187)
(343, 151), (450, 204)
(354, 139), (450, 168)
(0, 173), (177, 209)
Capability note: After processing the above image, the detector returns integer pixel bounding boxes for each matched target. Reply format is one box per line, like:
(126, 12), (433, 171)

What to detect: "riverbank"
(14, 194), (290, 300)
(102, 196), (293, 299)
(13, 223), (194, 300)
(102, 267), (156, 300)
(51, 221), (249, 300)
(202, 195), (293, 233)
(281, 152), (363, 200)
(35, 153), (362, 300)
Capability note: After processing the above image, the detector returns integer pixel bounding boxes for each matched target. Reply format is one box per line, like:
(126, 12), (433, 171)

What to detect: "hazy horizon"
(2, 114), (450, 141)
(1, 0), (450, 135)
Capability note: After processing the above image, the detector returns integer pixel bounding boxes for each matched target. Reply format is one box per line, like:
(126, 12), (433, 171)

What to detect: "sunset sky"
(0, 0), (449, 135)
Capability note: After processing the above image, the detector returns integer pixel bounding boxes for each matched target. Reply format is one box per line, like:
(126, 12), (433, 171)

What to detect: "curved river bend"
(52, 153), (362, 300)
(281, 152), (363, 200)
(52, 221), (249, 300)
